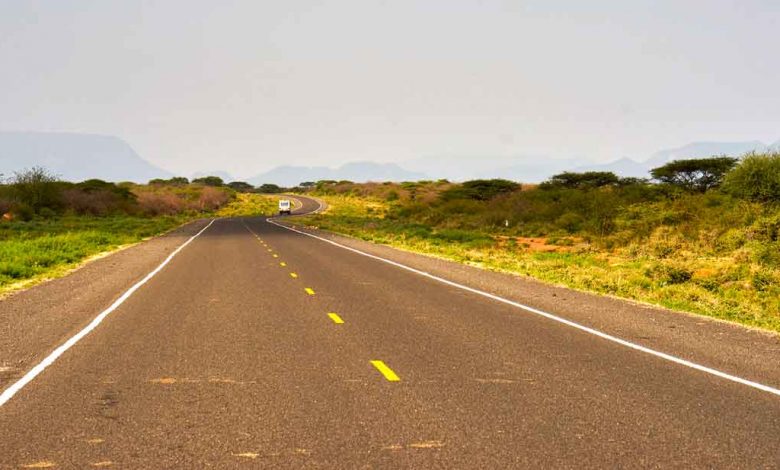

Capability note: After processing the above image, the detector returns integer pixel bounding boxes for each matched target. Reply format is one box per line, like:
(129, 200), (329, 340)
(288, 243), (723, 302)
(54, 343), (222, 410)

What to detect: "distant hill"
(574, 157), (653, 178)
(249, 161), (427, 186)
(401, 154), (578, 182)
(576, 141), (772, 178)
(645, 141), (767, 166)
(0, 132), (172, 183)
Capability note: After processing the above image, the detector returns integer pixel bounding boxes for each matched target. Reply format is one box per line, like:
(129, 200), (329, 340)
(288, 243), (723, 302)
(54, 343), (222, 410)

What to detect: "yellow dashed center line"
(304, 287), (316, 295)
(370, 360), (400, 381)
(290, 272), (298, 279)
(273, 254), (279, 258)
(279, 262), (287, 267)
(91, 461), (114, 467)
(328, 313), (344, 324)
(21, 463), (56, 469)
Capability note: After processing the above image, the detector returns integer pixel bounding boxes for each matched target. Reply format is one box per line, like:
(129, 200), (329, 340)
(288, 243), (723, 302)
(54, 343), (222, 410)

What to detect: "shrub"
(198, 187), (231, 211)
(649, 264), (693, 285)
(557, 212), (584, 233)
(722, 152), (780, 203)
(136, 192), (185, 216)
(10, 167), (62, 212)
(62, 188), (131, 216)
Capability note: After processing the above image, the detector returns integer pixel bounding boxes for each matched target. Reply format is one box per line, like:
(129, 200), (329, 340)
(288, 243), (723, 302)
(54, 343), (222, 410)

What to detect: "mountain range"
(247, 162), (426, 187)
(1, 131), (777, 185)
(575, 140), (778, 178)
(0, 132), (172, 182)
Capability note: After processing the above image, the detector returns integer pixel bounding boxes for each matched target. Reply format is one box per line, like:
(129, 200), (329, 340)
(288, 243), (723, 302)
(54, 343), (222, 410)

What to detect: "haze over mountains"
(0, 132), (172, 182)
(1, 132), (777, 185)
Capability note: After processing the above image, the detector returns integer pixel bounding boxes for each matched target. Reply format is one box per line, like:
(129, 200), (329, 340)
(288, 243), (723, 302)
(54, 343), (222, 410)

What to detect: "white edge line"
(267, 217), (780, 398)
(0, 219), (217, 407)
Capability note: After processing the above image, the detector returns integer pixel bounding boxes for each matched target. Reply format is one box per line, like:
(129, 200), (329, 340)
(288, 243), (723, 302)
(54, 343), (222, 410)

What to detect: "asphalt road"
(1, 195), (779, 468)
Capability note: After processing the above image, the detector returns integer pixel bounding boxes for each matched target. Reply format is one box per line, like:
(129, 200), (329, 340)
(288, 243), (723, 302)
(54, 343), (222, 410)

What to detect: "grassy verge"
(0, 193), (279, 297)
(294, 194), (780, 334)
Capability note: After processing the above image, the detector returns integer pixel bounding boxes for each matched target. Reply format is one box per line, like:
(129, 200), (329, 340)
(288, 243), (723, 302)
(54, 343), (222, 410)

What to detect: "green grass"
(295, 194), (780, 333)
(0, 193), (279, 296)
(0, 215), (188, 295)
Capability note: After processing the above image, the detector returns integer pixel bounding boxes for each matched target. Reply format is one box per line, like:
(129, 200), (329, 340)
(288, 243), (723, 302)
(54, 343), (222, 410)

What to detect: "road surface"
(1, 195), (779, 468)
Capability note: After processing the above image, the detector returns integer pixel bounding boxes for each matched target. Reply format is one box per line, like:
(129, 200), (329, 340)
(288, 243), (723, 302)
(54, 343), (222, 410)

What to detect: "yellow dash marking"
(370, 360), (400, 381)
(21, 462), (56, 469)
(290, 272), (298, 279)
(272, 254), (279, 258)
(233, 452), (259, 459)
(86, 438), (104, 444)
(279, 262), (287, 267)
(410, 440), (444, 449)
(150, 377), (177, 384)
(267, 248), (272, 252)
(328, 313), (344, 324)
(91, 461), (113, 467)
(304, 287), (315, 295)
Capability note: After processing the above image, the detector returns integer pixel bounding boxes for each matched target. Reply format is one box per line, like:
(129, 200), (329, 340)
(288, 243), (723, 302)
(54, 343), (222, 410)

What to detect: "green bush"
(10, 167), (62, 212)
(723, 152), (780, 202)
(649, 264), (693, 285)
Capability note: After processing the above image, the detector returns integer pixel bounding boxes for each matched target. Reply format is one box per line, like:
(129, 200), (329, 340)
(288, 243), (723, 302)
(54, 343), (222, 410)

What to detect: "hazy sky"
(1, 0), (778, 176)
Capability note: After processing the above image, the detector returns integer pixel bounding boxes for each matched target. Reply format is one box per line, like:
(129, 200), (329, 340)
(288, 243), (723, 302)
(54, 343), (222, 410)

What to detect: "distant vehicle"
(278, 199), (292, 215)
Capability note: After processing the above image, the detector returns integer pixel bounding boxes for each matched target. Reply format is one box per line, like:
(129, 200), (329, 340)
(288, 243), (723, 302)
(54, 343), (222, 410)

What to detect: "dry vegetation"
(295, 154), (780, 332)
(0, 169), (278, 295)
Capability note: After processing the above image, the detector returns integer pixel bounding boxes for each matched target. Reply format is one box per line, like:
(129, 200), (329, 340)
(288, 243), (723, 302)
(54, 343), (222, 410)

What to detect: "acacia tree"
(227, 181), (254, 192)
(441, 179), (520, 201)
(192, 176), (224, 187)
(541, 171), (620, 189)
(650, 157), (737, 192)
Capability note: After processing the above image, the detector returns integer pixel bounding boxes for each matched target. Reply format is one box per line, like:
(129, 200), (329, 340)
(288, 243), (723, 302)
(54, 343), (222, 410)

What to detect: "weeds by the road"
(294, 192), (780, 333)
(0, 193), (278, 296)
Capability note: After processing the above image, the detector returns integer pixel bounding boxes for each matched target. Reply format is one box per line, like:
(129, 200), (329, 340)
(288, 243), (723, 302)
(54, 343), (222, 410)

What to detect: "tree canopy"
(192, 176), (224, 187)
(227, 181), (254, 192)
(541, 171), (620, 190)
(650, 157), (737, 192)
(257, 183), (284, 193)
(441, 179), (520, 201)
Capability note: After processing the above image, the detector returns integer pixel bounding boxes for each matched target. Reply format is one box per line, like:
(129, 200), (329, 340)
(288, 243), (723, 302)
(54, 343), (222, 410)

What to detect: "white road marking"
(0, 219), (217, 407)
(268, 215), (780, 398)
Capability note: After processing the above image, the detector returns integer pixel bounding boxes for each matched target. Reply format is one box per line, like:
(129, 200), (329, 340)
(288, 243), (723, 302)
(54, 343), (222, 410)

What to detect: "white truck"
(278, 199), (292, 215)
